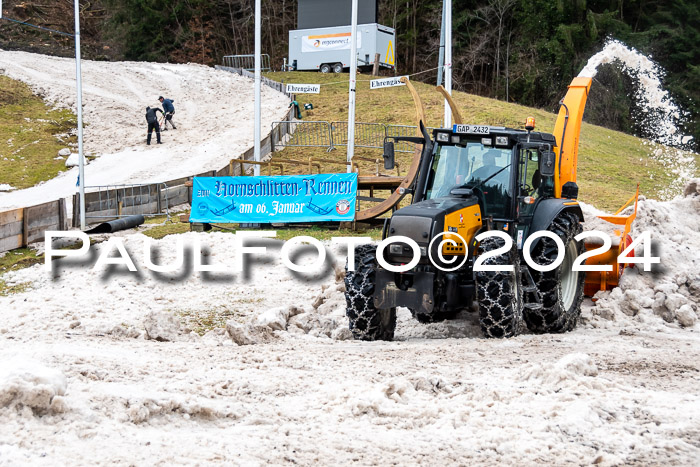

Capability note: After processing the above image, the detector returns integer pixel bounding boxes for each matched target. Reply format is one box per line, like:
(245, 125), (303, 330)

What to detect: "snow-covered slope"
(0, 51), (289, 210)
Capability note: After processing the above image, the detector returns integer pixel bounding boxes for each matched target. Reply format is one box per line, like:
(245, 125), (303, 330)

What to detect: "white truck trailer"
(287, 23), (396, 73)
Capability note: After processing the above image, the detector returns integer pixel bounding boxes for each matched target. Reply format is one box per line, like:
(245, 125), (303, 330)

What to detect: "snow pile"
(584, 179), (700, 329)
(226, 321), (277, 345)
(0, 51), (290, 210)
(144, 310), (195, 342)
(0, 359), (68, 415)
(63, 152), (83, 168)
(123, 392), (240, 424)
(519, 352), (599, 385)
(578, 39), (696, 198)
(226, 283), (354, 343)
(0, 184), (14, 191)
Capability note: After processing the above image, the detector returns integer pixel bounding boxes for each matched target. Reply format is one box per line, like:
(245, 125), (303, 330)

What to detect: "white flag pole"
(74, 0), (86, 230)
(346, 0), (358, 173)
(253, 0), (261, 176)
(443, 0), (452, 128)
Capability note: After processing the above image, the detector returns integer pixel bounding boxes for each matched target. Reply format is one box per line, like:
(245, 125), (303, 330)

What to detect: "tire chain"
(475, 236), (524, 338)
(344, 244), (396, 341)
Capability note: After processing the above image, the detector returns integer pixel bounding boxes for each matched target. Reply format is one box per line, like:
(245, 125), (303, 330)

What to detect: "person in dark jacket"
(158, 96), (177, 130)
(145, 106), (163, 145)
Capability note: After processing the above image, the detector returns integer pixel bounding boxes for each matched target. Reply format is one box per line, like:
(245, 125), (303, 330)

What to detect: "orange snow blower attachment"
(583, 185), (639, 296)
(552, 77), (592, 198)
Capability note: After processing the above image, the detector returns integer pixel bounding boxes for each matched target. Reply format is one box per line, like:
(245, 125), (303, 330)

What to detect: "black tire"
(344, 244), (396, 341)
(332, 63), (344, 73)
(319, 63), (331, 73)
(524, 212), (585, 333)
(475, 235), (523, 338)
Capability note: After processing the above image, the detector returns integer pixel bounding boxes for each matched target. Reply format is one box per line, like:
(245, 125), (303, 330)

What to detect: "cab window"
(519, 148), (542, 216)
(426, 141), (513, 218)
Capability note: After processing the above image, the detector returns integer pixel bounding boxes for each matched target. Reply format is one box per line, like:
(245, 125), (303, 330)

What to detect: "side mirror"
(449, 187), (474, 198)
(383, 141), (395, 170)
(539, 150), (556, 177)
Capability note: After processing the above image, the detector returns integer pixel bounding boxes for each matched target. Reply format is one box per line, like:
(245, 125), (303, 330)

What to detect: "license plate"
(452, 124), (490, 135)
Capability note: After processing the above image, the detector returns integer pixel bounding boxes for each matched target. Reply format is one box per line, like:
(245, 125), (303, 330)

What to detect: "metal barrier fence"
(222, 54), (271, 72)
(215, 65), (290, 97)
(83, 183), (169, 222)
(330, 122), (386, 150)
(272, 121), (437, 153)
(271, 121), (333, 150)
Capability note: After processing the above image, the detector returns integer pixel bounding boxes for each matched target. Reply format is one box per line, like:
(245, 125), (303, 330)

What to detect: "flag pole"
(74, 0), (86, 230)
(253, 0), (262, 176)
(346, 0), (358, 172)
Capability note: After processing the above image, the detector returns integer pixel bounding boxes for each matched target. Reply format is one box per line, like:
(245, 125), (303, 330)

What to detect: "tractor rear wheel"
(344, 244), (396, 341)
(475, 235), (524, 338)
(523, 212), (585, 333)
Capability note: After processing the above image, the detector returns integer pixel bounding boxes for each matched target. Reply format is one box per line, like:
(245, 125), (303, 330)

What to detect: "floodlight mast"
(346, 0), (359, 173)
(254, 0), (261, 176)
(443, 0), (452, 128)
(74, 0), (86, 230)
(437, 0), (446, 86)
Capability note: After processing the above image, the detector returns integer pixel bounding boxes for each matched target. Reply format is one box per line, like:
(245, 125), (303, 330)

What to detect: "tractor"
(344, 77), (638, 340)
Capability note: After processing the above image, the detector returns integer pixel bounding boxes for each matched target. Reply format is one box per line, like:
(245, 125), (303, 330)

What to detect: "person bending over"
(145, 106), (163, 145)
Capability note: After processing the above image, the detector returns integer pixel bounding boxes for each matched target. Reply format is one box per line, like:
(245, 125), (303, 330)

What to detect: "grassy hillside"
(266, 71), (698, 212)
(0, 76), (77, 190)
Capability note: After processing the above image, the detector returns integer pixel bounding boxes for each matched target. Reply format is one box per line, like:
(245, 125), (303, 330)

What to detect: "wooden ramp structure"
(353, 79), (465, 221)
(227, 78), (463, 224)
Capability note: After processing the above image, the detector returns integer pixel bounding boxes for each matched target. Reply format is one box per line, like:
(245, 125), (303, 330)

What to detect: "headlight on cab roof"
(496, 136), (508, 146)
(436, 132), (450, 142)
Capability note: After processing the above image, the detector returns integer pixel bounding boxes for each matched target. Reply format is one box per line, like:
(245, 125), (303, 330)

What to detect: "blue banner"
(190, 173), (357, 223)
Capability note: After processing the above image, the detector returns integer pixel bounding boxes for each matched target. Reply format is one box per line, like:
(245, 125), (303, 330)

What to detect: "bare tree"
(474, 0), (514, 98)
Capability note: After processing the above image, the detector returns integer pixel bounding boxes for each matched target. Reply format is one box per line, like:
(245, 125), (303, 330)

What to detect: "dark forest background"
(0, 0), (697, 147)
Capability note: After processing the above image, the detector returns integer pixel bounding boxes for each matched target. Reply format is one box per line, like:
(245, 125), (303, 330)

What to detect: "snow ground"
(1, 184), (699, 465)
(0, 51), (289, 210)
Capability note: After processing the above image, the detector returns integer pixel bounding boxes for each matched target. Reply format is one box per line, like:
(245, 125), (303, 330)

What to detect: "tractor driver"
(471, 150), (500, 180)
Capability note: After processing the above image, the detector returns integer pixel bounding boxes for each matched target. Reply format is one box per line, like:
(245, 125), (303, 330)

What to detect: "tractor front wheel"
(345, 244), (396, 341)
(475, 235), (524, 338)
(524, 212), (585, 333)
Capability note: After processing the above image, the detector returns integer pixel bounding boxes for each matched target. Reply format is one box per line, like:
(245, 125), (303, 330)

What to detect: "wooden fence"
(0, 199), (69, 252)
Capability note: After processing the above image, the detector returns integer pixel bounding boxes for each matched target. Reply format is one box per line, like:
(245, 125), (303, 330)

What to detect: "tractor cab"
(404, 125), (560, 233)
